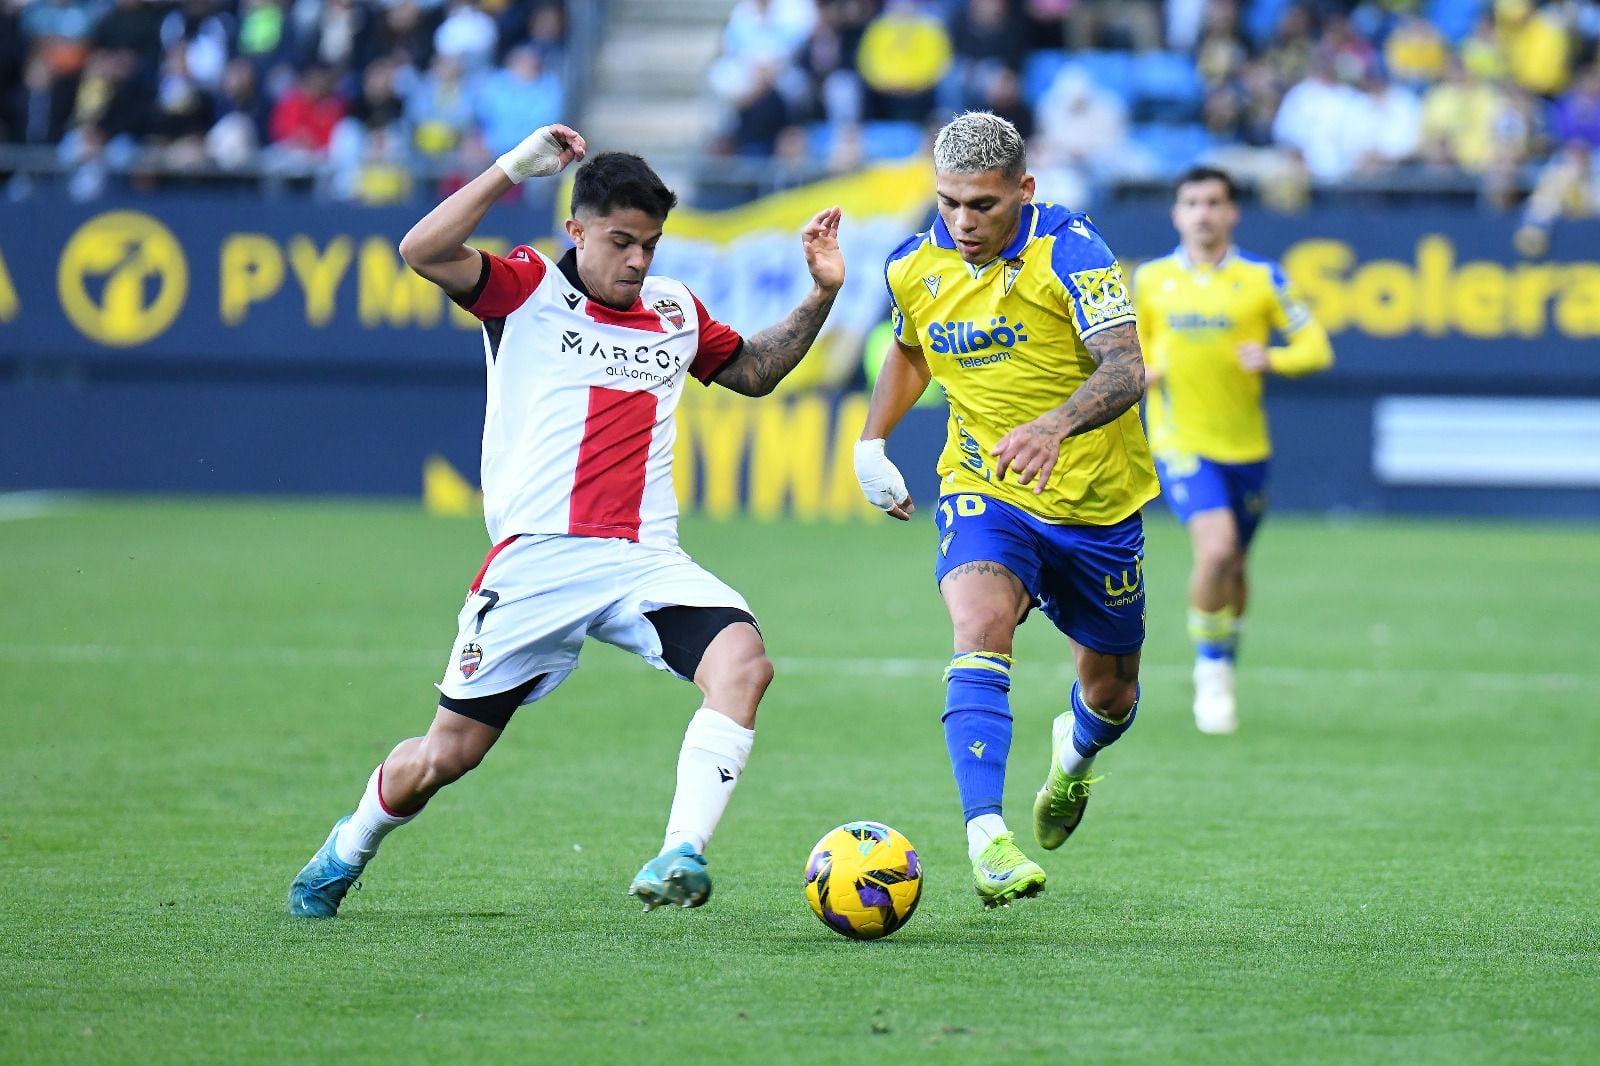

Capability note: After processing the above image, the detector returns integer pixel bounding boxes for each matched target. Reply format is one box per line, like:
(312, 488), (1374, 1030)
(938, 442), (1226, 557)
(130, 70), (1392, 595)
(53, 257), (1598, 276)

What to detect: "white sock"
(333, 764), (419, 866)
(661, 707), (754, 855)
(965, 813), (1008, 860)
(1060, 748), (1096, 779)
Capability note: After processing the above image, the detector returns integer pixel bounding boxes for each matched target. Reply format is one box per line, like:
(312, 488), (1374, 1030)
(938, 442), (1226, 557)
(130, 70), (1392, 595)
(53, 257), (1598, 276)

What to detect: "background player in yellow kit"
(1135, 167), (1333, 735)
(854, 111), (1156, 908)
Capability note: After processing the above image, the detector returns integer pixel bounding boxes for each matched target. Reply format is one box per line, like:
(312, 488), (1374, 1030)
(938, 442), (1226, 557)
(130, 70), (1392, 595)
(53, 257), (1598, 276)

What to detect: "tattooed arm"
(1047, 321), (1147, 436)
(713, 207), (844, 397)
(989, 321), (1147, 492)
(713, 287), (839, 397)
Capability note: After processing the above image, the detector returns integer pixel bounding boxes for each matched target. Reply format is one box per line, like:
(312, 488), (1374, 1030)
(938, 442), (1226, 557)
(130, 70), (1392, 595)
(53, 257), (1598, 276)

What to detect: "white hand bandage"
(495, 126), (566, 184)
(854, 438), (910, 512)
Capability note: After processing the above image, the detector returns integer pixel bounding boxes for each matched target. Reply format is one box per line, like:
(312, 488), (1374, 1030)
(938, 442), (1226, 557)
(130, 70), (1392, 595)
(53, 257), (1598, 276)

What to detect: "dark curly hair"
(570, 152), (679, 221)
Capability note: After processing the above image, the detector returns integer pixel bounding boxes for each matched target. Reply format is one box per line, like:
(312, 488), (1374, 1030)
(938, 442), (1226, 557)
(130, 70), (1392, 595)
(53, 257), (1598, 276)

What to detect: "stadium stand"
(3, 0), (1600, 222)
(0, 0), (583, 199)
(694, 0), (1600, 214)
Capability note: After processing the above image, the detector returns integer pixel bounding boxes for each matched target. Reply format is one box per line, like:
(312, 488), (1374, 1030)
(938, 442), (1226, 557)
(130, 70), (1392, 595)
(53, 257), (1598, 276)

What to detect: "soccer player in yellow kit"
(1135, 166), (1333, 735)
(853, 111), (1157, 907)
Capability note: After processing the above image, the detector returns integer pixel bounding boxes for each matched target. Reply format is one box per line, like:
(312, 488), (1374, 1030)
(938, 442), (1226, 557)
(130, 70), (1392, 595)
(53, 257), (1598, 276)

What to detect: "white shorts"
(436, 534), (752, 711)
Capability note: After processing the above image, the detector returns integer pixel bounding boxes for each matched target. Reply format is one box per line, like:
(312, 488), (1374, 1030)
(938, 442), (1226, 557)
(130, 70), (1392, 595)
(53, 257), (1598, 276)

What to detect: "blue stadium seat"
(1130, 123), (1213, 177)
(807, 122), (837, 159)
(860, 121), (925, 161)
(1428, 0), (1481, 42)
(1244, 0), (1293, 48)
(1072, 50), (1135, 103)
(1130, 51), (1202, 122)
(1022, 50), (1070, 104)
(1023, 49), (1135, 108)
(806, 121), (924, 163)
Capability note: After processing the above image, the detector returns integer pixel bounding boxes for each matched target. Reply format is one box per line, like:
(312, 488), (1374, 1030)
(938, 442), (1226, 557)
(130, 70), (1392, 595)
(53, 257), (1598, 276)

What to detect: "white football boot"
(1192, 658), (1238, 735)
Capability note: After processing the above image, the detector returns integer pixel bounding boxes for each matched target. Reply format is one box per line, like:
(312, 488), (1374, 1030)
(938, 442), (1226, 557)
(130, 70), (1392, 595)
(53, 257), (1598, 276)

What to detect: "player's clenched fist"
(854, 438), (915, 520)
(496, 124), (587, 184)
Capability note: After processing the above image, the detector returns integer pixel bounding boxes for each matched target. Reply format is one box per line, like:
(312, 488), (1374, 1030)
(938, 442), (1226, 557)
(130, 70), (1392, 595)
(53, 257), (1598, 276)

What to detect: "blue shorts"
(932, 493), (1145, 656)
(1156, 455), (1270, 550)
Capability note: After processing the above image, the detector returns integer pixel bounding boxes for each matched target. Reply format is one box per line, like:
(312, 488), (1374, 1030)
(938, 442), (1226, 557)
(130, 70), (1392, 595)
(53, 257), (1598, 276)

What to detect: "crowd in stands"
(0, 0), (567, 199)
(8, 0), (1600, 223)
(707, 0), (1600, 222)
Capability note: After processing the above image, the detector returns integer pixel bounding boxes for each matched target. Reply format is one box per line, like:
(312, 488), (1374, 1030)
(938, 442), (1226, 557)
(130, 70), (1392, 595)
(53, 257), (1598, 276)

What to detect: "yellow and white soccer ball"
(803, 821), (922, 940)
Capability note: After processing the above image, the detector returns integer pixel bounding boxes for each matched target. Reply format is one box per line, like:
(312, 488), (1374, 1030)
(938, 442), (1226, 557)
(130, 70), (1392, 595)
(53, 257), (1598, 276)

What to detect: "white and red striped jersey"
(456, 245), (743, 549)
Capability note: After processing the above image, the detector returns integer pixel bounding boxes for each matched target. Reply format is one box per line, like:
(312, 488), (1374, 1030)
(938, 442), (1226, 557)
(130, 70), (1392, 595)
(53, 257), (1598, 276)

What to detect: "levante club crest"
(652, 298), (686, 330)
(459, 643), (483, 678)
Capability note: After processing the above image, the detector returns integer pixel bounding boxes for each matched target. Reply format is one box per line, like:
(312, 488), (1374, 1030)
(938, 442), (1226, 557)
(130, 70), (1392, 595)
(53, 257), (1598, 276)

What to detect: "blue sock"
(1070, 680), (1139, 759)
(942, 652), (1013, 821)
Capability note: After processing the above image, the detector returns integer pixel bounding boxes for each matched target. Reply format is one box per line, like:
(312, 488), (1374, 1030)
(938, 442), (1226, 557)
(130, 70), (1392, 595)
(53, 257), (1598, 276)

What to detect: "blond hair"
(932, 111), (1026, 179)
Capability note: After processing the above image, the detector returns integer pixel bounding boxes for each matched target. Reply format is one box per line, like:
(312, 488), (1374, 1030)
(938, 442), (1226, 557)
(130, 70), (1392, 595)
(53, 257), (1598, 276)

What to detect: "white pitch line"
(0, 491), (78, 523)
(0, 643), (1592, 693)
(772, 657), (1591, 693)
(0, 643), (432, 669)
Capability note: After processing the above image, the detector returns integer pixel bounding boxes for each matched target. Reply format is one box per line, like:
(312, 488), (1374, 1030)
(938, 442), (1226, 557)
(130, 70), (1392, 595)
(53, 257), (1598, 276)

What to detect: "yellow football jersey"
(1135, 247), (1333, 464)
(885, 202), (1158, 526)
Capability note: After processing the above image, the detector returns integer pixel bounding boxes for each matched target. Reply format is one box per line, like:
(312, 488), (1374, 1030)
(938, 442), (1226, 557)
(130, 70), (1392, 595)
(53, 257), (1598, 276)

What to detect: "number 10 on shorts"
(940, 494), (987, 528)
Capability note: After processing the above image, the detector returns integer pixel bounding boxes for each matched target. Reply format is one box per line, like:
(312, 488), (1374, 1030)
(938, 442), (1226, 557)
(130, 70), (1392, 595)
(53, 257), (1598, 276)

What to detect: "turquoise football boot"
(287, 816), (365, 918)
(628, 843), (712, 911)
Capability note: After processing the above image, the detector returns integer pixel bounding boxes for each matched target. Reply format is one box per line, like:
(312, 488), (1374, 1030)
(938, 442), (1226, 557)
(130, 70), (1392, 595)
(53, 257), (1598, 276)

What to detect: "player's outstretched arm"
(991, 321), (1146, 492)
(854, 338), (929, 520)
(712, 207), (843, 397)
(398, 124), (587, 298)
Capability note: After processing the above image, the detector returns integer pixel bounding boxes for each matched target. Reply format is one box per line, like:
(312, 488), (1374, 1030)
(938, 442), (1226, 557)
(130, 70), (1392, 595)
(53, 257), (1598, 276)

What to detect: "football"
(803, 821), (922, 940)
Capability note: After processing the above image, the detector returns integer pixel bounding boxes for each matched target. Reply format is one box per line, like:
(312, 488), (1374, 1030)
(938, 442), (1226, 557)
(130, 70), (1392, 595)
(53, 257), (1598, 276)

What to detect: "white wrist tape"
(853, 438), (909, 512)
(495, 126), (565, 184)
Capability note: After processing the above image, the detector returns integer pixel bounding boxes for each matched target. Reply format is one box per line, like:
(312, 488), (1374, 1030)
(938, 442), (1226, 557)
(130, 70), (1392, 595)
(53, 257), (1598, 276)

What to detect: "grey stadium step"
(580, 97), (721, 158)
(611, 0), (740, 24)
(591, 29), (721, 96)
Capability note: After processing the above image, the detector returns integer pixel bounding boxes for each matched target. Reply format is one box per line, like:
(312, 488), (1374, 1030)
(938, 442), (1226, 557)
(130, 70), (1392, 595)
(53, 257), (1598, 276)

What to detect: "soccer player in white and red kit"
(288, 124), (845, 916)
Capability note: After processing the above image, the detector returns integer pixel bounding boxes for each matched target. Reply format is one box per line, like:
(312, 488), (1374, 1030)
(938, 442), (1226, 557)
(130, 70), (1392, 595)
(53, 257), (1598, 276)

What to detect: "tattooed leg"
(940, 560), (1031, 655)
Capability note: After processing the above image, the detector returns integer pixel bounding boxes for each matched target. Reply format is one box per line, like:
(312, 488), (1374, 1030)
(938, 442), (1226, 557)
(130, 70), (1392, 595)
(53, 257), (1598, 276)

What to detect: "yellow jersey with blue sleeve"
(1134, 246), (1333, 464)
(884, 202), (1159, 527)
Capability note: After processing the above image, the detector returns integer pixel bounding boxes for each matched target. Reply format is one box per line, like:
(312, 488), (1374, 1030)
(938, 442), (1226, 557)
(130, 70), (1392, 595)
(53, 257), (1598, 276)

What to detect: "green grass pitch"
(1, 499), (1596, 1063)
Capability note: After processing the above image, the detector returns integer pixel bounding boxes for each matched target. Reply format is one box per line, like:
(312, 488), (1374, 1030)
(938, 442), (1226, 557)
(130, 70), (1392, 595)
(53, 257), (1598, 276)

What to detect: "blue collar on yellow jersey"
(931, 203), (1040, 273)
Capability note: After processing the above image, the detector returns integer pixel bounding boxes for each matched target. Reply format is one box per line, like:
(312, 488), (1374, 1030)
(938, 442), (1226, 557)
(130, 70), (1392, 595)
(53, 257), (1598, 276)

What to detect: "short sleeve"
(1265, 259), (1314, 334)
(884, 237), (923, 347)
(1047, 215), (1137, 341)
(687, 291), (744, 385)
(456, 245), (547, 320)
(888, 288), (921, 348)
